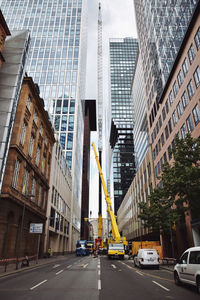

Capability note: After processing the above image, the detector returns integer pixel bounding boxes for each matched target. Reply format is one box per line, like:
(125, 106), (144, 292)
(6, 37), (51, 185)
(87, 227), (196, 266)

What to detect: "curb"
(160, 265), (174, 272)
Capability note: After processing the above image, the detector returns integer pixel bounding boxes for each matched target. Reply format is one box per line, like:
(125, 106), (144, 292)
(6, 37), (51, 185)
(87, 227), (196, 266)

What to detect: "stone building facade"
(0, 77), (55, 260)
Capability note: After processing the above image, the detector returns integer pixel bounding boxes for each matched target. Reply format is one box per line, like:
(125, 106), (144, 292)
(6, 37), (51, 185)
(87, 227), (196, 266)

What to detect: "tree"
(139, 134), (200, 231)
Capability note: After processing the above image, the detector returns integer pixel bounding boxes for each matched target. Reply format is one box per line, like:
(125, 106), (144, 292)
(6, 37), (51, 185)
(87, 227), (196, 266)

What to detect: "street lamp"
(16, 193), (34, 270)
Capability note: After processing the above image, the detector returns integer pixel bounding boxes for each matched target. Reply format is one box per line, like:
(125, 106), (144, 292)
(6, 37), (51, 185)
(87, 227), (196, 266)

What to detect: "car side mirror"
(176, 258), (181, 264)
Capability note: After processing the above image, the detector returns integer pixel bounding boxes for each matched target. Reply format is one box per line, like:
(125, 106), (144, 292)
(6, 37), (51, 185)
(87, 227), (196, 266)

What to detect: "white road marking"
(56, 269), (63, 275)
(111, 264), (116, 269)
(83, 263), (88, 268)
(98, 270), (101, 276)
(30, 280), (47, 290)
(98, 279), (101, 290)
(98, 265), (100, 269)
(152, 280), (170, 291)
(67, 264), (72, 268)
(136, 271), (144, 276)
(52, 264), (60, 269)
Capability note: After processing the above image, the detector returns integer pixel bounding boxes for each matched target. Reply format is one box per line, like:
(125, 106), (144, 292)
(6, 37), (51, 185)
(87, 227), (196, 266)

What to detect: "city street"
(0, 255), (199, 300)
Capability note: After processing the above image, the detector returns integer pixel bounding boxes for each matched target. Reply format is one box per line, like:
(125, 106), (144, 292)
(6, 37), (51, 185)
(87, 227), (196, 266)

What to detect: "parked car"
(174, 246), (200, 293)
(134, 248), (160, 269)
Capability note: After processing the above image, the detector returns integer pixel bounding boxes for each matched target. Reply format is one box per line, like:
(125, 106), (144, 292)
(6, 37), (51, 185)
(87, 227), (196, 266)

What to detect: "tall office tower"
(134, 1), (197, 130)
(131, 52), (149, 171)
(109, 38), (138, 214)
(1, 0), (88, 205)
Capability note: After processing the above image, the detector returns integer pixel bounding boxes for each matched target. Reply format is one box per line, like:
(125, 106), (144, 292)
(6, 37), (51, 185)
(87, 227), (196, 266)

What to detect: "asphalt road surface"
(0, 255), (199, 300)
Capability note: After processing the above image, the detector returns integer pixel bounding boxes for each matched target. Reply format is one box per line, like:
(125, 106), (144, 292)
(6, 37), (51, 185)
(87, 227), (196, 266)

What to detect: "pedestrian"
(48, 247), (51, 258)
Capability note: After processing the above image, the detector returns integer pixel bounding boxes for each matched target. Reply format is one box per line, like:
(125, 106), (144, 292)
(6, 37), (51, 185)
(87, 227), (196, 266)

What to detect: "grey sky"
(86, 0), (138, 218)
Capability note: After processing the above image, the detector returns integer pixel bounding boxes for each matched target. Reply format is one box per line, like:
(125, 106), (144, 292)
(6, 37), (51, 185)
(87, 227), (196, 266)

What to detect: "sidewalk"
(0, 254), (74, 278)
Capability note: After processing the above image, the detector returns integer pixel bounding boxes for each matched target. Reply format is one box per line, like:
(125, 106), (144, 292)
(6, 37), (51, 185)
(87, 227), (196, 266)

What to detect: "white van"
(134, 248), (160, 269)
(174, 246), (200, 293)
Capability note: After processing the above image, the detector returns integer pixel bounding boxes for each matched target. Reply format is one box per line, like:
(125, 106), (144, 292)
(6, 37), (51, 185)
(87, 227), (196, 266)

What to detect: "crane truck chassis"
(92, 142), (127, 259)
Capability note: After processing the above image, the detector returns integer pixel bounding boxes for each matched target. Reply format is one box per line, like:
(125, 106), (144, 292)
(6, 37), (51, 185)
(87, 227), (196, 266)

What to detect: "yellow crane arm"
(92, 142), (121, 242)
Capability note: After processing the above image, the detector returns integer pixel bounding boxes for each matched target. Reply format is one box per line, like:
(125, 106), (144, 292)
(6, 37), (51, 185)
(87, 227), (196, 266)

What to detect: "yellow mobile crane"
(92, 142), (127, 259)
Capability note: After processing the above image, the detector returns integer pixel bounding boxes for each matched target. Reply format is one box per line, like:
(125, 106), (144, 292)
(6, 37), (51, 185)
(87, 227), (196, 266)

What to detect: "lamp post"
(16, 194), (34, 270)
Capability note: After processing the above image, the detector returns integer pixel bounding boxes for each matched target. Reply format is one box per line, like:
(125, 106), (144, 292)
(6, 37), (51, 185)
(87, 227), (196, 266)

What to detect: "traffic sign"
(29, 223), (43, 234)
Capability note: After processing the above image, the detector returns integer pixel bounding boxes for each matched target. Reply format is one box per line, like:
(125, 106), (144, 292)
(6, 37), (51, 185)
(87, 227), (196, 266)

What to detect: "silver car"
(174, 246), (200, 293)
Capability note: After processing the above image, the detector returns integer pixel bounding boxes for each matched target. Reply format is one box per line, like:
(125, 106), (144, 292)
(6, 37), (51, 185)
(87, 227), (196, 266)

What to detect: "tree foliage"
(139, 134), (200, 232)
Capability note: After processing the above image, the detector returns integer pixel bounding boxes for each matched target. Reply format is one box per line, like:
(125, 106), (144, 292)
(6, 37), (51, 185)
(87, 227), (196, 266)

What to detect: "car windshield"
(109, 244), (124, 250)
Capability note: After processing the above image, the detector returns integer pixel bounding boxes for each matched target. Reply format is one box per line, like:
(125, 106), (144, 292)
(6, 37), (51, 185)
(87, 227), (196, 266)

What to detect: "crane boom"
(92, 142), (122, 242)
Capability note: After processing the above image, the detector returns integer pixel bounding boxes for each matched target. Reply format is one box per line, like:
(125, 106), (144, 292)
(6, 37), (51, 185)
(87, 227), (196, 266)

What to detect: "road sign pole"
(36, 234), (40, 264)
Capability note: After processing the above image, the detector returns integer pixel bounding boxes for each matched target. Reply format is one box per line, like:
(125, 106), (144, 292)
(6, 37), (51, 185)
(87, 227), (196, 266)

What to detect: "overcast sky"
(86, 0), (138, 218)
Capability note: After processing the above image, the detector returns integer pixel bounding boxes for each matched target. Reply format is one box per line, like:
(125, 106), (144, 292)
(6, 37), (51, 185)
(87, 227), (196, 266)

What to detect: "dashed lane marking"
(30, 280), (47, 290)
(111, 264), (116, 269)
(152, 280), (170, 291)
(136, 271), (144, 276)
(67, 265), (72, 268)
(52, 264), (60, 269)
(98, 279), (101, 290)
(56, 269), (63, 275)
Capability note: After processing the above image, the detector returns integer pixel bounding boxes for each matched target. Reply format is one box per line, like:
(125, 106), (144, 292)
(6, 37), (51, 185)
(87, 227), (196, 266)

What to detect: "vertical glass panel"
(67, 133), (73, 150)
(61, 115), (67, 131)
(63, 100), (68, 113)
(69, 100), (75, 113)
(60, 133), (66, 150)
(56, 100), (62, 113)
(68, 115), (74, 131)
(66, 151), (72, 169)
(54, 115), (60, 131)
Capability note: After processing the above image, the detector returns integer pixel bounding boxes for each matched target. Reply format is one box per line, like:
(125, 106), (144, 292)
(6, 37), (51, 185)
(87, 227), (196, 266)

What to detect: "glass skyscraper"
(109, 37), (138, 214)
(0, 0), (88, 204)
(134, 0), (198, 102)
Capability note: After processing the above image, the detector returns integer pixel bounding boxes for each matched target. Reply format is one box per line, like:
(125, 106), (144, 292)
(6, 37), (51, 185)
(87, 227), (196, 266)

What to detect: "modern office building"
(0, 0), (88, 208)
(131, 52), (149, 170)
(109, 37), (138, 214)
(133, 0), (198, 133)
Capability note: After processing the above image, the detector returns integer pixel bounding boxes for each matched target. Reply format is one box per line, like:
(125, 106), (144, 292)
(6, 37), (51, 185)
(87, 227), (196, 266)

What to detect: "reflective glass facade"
(131, 53), (149, 170)
(1, 0), (88, 204)
(134, 0), (197, 100)
(109, 38), (138, 214)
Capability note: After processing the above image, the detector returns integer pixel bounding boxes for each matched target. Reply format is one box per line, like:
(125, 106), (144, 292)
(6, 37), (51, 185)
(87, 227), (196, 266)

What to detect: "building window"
(168, 118), (173, 133)
(168, 145), (172, 161)
(173, 81), (178, 97)
(20, 122), (26, 145)
(186, 114), (194, 132)
(161, 133), (165, 146)
(177, 70), (183, 87)
(38, 185), (42, 206)
(181, 91), (189, 109)
(194, 27), (200, 50)
(35, 147), (40, 166)
(182, 58), (188, 77)
(169, 90), (173, 105)
(172, 110), (178, 126)
(181, 123), (187, 139)
(188, 44), (196, 64)
(28, 135), (34, 157)
(22, 170), (29, 195)
(193, 66), (200, 88)
(33, 110), (37, 123)
(159, 115), (162, 128)
(162, 107), (166, 121)
(26, 96), (31, 110)
(31, 178), (36, 201)
(187, 80), (194, 99)
(192, 104), (200, 126)
(176, 101), (183, 118)
(41, 156), (45, 173)
(165, 125), (169, 140)
(163, 152), (167, 164)
(12, 159), (20, 189)
(165, 99), (169, 114)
